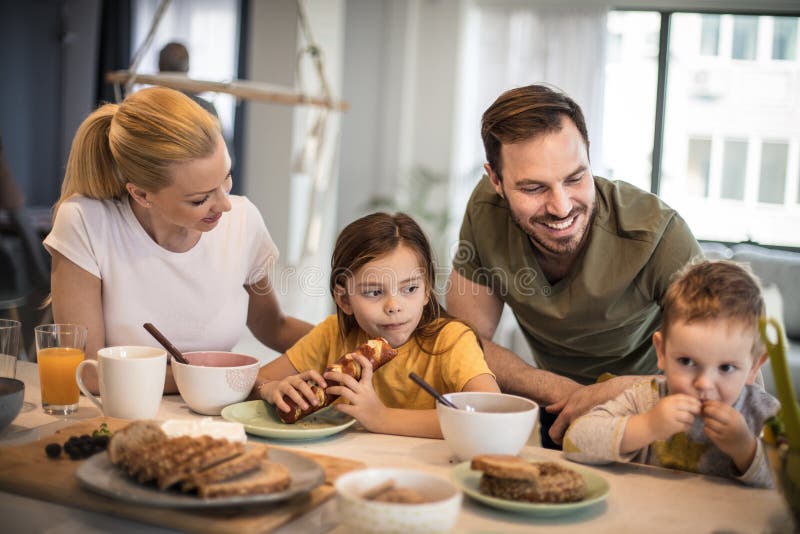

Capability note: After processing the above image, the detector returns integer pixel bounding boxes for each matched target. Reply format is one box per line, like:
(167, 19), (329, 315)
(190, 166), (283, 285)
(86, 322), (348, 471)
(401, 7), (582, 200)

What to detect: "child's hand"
(702, 400), (756, 474)
(324, 353), (386, 431)
(647, 394), (702, 441)
(261, 370), (327, 414)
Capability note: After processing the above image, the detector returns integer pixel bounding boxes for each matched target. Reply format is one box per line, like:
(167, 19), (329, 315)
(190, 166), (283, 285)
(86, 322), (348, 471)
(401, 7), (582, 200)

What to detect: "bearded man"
(446, 85), (702, 448)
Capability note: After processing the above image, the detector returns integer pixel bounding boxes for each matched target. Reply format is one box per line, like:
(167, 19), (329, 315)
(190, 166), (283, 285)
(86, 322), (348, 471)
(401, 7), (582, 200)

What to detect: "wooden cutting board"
(0, 417), (365, 533)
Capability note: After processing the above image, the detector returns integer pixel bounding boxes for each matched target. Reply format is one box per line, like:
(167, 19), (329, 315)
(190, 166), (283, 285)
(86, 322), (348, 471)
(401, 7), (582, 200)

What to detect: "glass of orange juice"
(35, 324), (87, 415)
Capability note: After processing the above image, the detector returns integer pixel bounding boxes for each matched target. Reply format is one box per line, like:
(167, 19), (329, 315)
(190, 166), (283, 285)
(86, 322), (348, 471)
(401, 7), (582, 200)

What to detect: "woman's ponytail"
(53, 87), (219, 217)
(55, 104), (124, 216)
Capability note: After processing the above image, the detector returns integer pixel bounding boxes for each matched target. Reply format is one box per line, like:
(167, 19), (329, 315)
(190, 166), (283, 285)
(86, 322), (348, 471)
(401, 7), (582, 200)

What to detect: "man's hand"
(547, 375), (651, 443)
(324, 354), (386, 432)
(703, 400), (756, 474)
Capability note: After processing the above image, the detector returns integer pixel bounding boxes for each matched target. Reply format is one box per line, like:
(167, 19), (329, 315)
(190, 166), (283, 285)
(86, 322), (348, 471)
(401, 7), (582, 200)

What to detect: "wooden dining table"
(0, 360), (794, 533)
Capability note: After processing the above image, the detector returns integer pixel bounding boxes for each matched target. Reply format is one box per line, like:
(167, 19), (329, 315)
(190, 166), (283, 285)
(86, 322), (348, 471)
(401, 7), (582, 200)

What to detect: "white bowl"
(172, 351), (259, 415)
(335, 468), (461, 534)
(437, 392), (538, 461)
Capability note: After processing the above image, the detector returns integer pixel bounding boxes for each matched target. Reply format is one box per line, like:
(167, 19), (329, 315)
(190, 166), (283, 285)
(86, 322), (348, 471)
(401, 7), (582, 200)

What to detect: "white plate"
(76, 448), (324, 508)
(221, 400), (356, 441)
(452, 461), (610, 516)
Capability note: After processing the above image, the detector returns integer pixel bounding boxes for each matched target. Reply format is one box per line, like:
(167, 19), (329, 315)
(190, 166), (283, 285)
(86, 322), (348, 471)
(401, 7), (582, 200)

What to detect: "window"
(773, 17), (798, 60)
(600, 11), (660, 192)
(650, 12), (800, 246)
(759, 142), (788, 204)
(700, 15), (721, 56)
(457, 7), (800, 247)
(687, 138), (712, 197)
(721, 140), (747, 201)
(732, 16), (758, 60)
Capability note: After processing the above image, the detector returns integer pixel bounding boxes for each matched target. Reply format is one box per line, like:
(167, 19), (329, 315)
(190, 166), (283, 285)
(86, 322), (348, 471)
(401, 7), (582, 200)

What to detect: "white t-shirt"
(44, 195), (278, 353)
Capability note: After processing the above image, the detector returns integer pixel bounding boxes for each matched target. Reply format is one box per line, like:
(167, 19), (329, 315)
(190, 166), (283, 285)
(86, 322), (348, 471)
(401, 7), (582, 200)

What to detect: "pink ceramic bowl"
(172, 352), (260, 415)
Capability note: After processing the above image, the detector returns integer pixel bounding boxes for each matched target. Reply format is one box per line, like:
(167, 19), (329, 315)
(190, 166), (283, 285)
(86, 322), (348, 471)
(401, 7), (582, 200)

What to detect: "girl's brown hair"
(331, 212), (468, 352)
(55, 87), (220, 215)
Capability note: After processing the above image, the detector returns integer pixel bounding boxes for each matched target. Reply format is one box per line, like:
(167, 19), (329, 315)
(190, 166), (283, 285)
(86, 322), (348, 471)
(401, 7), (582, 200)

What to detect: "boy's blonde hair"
(661, 260), (765, 356)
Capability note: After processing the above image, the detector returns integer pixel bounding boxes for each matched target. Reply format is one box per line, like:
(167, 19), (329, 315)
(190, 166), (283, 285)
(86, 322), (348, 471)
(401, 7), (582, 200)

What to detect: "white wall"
(243, 0), (297, 260)
(238, 0), (345, 359)
(336, 0), (467, 231)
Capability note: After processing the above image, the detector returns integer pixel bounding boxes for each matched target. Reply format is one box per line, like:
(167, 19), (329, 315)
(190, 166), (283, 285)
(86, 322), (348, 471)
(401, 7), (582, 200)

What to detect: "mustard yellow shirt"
(286, 315), (494, 410)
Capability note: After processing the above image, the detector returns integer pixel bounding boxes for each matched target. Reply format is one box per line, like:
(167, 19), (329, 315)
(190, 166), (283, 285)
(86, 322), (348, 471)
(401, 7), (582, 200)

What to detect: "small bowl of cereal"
(437, 392), (538, 461)
(172, 351), (259, 415)
(335, 468), (461, 533)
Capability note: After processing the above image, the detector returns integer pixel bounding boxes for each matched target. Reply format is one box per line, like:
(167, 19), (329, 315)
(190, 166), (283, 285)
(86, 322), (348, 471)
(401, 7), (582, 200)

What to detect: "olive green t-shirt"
(453, 176), (702, 384)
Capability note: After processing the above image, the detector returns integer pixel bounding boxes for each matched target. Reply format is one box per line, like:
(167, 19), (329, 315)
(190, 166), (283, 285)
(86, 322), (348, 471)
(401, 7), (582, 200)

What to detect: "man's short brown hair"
(481, 84), (589, 180)
(661, 260), (766, 356)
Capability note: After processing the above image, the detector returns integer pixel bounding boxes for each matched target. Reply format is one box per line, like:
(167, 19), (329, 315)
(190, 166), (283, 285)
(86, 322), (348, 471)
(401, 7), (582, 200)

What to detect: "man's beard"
(510, 204), (595, 256)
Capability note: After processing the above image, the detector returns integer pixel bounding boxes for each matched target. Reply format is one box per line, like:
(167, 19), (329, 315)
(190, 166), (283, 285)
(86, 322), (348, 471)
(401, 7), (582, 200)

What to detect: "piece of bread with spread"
(278, 338), (398, 424)
(470, 454), (587, 503)
(108, 421), (291, 497)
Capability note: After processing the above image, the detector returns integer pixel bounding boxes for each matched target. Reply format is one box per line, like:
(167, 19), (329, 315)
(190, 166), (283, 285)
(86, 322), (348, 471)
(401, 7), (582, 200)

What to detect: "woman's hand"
(324, 354), (386, 431)
(260, 370), (327, 414)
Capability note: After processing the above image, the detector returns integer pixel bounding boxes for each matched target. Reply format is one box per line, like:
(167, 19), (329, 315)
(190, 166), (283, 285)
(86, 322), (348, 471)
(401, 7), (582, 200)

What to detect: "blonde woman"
(44, 87), (311, 393)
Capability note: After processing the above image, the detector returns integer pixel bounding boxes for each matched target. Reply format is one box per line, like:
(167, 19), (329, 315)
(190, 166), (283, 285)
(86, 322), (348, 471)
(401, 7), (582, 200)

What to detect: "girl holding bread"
(254, 212), (500, 438)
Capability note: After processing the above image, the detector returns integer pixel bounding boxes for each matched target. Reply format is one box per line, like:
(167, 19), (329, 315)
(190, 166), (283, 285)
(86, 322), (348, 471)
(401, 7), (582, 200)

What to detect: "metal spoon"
(143, 323), (190, 365)
(409, 372), (463, 409)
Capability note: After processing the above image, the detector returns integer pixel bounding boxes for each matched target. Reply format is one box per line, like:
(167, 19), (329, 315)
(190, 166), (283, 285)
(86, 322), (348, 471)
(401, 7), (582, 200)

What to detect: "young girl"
(253, 212), (500, 438)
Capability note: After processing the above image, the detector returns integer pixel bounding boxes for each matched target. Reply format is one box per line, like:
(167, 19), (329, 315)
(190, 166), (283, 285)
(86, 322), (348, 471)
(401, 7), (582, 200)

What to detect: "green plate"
(452, 461), (609, 516)
(221, 400), (356, 441)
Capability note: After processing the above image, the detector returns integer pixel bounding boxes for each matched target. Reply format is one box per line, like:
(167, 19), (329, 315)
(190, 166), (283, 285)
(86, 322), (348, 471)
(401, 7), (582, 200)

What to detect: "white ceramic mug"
(76, 346), (167, 419)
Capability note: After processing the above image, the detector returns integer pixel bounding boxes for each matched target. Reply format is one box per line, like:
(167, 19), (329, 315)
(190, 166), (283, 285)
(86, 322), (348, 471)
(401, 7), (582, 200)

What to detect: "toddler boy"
(564, 261), (779, 487)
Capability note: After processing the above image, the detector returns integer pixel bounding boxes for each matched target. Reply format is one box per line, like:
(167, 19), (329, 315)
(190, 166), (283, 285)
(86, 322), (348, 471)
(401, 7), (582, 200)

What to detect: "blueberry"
(45, 443), (62, 459)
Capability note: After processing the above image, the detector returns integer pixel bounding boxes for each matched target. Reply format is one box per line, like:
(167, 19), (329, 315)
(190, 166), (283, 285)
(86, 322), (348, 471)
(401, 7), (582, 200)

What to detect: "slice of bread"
(108, 420), (166, 466)
(470, 454), (542, 480)
(157, 439), (246, 489)
(128, 435), (198, 483)
(108, 422), (293, 498)
(471, 455), (587, 503)
(181, 447), (268, 492)
(197, 461), (291, 498)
